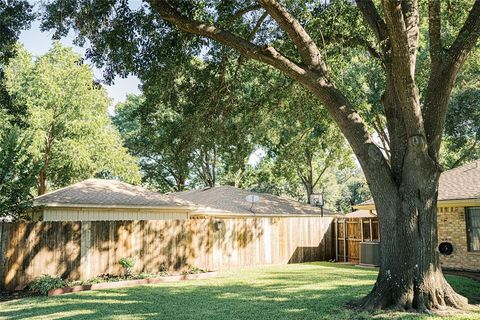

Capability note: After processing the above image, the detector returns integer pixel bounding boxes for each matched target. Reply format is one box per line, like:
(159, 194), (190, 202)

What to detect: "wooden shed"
(334, 210), (379, 264)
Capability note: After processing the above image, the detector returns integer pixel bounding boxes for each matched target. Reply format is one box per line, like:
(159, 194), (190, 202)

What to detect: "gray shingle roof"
(356, 160), (480, 207)
(171, 185), (335, 215)
(438, 160), (480, 201)
(34, 179), (194, 208)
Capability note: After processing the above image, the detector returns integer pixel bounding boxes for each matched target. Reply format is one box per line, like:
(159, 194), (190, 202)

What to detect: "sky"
(18, 11), (141, 110)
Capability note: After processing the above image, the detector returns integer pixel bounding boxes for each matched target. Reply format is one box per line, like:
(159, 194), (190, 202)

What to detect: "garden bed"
(47, 271), (218, 296)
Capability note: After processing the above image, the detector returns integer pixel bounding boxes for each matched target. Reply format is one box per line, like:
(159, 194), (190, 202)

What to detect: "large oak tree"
(41, 0), (480, 312)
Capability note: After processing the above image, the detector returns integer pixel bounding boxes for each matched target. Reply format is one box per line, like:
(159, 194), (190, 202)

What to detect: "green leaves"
(4, 43), (141, 195)
(0, 126), (38, 220)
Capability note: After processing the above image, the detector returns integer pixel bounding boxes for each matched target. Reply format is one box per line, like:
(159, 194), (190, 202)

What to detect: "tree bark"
(37, 169), (47, 195)
(362, 137), (467, 311)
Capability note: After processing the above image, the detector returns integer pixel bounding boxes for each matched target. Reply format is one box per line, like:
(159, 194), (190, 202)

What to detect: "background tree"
(5, 44), (140, 195)
(41, 0), (480, 311)
(0, 1), (35, 218)
(441, 48), (480, 169)
(0, 0), (33, 116)
(0, 117), (38, 220)
(261, 82), (354, 205)
(114, 94), (193, 191)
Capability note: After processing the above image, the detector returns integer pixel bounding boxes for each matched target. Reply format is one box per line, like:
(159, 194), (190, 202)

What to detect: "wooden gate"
(335, 217), (379, 264)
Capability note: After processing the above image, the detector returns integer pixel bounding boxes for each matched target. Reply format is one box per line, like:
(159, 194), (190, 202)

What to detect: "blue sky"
(18, 9), (141, 109)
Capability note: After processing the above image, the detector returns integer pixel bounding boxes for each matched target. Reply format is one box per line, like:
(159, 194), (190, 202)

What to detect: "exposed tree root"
(360, 272), (469, 313)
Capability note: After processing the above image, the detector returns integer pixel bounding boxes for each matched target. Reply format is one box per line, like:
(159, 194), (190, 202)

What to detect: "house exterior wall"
(42, 207), (189, 221)
(437, 206), (480, 271)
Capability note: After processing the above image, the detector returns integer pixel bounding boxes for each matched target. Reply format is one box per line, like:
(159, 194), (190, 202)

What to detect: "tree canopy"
(4, 43), (141, 196)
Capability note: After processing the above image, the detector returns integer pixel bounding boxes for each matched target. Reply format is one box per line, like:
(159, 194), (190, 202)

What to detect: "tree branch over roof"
(258, 0), (327, 74)
(148, 0), (396, 194)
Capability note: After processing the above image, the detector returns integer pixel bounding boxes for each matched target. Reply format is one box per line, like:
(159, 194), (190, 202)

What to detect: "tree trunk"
(361, 137), (468, 311)
(38, 168), (47, 195)
(304, 182), (313, 204)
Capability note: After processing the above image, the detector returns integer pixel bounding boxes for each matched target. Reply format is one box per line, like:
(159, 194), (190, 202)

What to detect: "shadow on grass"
(0, 263), (478, 320)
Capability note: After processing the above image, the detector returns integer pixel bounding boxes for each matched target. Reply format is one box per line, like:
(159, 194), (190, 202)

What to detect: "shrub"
(119, 257), (136, 276)
(182, 267), (206, 275)
(29, 275), (65, 295)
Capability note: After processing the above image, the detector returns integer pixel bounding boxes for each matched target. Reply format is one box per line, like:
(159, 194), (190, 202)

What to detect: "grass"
(0, 262), (478, 320)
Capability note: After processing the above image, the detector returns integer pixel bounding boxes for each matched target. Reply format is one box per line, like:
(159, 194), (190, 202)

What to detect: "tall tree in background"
(0, 1), (35, 218)
(262, 83), (354, 204)
(0, 124), (38, 220)
(0, 0), (33, 113)
(41, 0), (480, 311)
(5, 44), (140, 195)
(114, 94), (193, 191)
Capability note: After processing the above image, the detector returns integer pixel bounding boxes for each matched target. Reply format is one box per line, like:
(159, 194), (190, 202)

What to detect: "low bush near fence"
(29, 275), (65, 296)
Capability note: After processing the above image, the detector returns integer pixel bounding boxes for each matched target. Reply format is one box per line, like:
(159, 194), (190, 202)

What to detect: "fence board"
(0, 216), (333, 291)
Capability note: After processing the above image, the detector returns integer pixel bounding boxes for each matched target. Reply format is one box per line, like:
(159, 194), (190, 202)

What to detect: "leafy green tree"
(113, 94), (193, 191)
(0, 0), (33, 116)
(0, 125), (38, 220)
(5, 44), (140, 194)
(41, 0), (480, 311)
(262, 83), (354, 204)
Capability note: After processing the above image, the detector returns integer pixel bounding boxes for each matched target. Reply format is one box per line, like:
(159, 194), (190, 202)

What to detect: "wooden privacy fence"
(0, 216), (333, 291)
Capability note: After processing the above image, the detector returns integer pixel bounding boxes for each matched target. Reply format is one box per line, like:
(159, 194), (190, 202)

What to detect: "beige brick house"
(354, 160), (480, 271)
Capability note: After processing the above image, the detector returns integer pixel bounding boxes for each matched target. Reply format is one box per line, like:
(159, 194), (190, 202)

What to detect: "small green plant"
(29, 275), (65, 295)
(181, 267), (206, 275)
(119, 257), (136, 276)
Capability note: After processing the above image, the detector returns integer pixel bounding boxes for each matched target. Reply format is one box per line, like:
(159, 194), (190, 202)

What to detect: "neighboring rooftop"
(355, 160), (480, 208)
(171, 185), (335, 215)
(34, 179), (194, 208)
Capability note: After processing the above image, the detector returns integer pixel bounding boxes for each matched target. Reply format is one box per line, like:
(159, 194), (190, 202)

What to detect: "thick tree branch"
(401, 0), (420, 58)
(446, 1), (480, 68)
(424, 1), (480, 159)
(148, 1), (307, 83)
(258, 0), (327, 74)
(355, 0), (388, 43)
(382, 0), (423, 138)
(428, 0), (442, 68)
(227, 4), (262, 22)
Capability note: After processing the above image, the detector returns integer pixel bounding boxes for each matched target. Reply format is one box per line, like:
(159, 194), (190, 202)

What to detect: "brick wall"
(437, 206), (480, 271)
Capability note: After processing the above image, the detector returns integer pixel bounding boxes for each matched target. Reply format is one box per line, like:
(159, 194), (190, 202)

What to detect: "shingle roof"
(438, 160), (480, 201)
(171, 185), (335, 215)
(356, 160), (480, 207)
(34, 179), (194, 208)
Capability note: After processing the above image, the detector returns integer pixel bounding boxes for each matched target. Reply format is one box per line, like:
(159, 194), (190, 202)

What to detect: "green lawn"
(0, 262), (478, 320)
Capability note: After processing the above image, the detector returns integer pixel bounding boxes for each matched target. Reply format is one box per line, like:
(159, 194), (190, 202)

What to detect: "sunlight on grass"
(0, 262), (478, 320)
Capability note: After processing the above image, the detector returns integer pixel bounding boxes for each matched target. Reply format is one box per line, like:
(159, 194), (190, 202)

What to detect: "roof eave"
(353, 198), (480, 210)
(34, 202), (196, 210)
